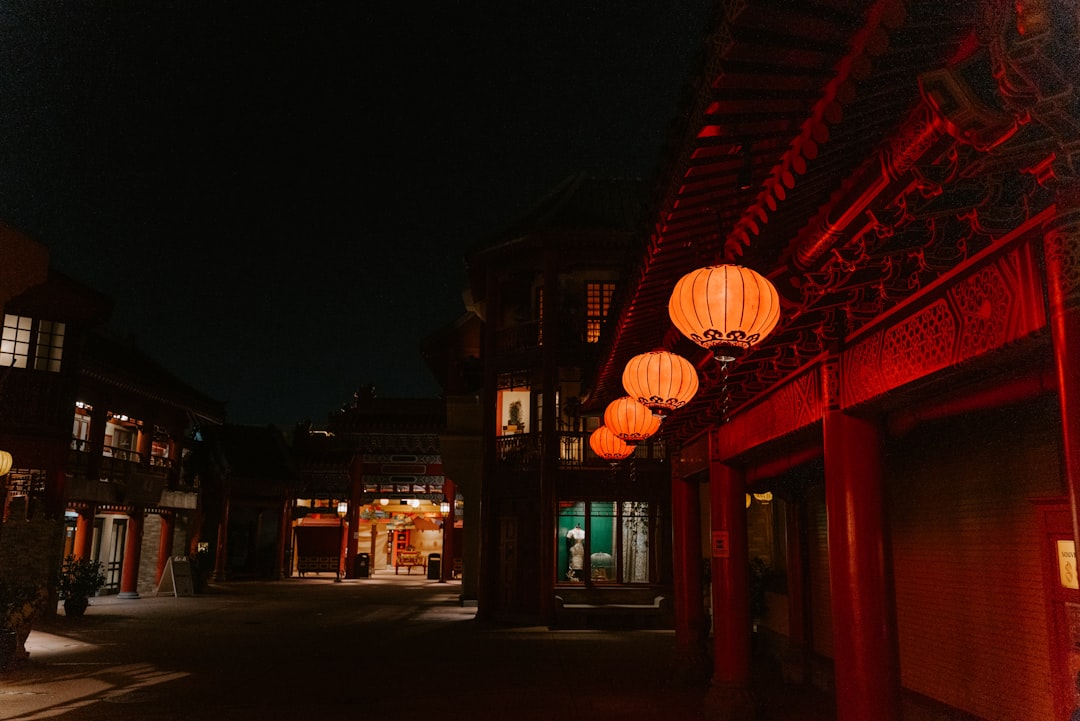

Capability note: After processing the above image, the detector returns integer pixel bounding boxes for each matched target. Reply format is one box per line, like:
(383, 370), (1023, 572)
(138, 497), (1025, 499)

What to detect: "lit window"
(35, 320), (65, 372)
(557, 500), (653, 584)
(1, 315), (32, 368)
(0, 314), (64, 372)
(585, 282), (615, 343)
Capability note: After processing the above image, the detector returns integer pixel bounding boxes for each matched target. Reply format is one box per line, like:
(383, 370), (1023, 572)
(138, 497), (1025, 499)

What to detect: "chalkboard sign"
(156, 556), (195, 597)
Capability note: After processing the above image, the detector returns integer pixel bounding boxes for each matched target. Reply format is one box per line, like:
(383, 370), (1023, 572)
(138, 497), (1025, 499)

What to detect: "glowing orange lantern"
(668, 264), (780, 362)
(589, 425), (633, 461)
(622, 350), (699, 416)
(0, 450), (11, 476)
(604, 396), (661, 444)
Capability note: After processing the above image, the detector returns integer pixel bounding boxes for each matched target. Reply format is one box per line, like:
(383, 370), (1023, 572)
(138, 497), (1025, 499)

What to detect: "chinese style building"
(463, 173), (675, 626)
(291, 387), (456, 581)
(580, 1), (1080, 720)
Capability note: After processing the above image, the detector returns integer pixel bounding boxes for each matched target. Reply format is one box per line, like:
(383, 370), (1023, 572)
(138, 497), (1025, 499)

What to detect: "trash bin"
(355, 553), (370, 579)
(426, 553), (441, 580)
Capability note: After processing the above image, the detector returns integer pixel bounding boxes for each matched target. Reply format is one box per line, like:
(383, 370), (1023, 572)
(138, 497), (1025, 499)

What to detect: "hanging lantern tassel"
(622, 350), (699, 418)
(668, 264), (781, 363)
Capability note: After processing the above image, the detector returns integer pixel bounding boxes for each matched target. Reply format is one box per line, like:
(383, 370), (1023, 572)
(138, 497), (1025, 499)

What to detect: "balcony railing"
(496, 321), (541, 356)
(495, 432), (667, 469)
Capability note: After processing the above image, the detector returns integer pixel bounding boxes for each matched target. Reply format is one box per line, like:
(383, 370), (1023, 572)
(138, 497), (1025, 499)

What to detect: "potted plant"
(0, 579), (48, 668)
(57, 555), (106, 617)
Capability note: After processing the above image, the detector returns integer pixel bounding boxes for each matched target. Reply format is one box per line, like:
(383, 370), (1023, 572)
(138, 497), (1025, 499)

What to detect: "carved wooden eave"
(590, 0), (1076, 452)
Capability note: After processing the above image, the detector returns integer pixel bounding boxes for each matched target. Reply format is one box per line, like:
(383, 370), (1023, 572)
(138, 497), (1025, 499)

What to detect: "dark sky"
(0, 2), (711, 427)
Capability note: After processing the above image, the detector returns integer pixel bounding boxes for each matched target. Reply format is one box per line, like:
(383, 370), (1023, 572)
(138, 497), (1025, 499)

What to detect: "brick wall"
(887, 396), (1060, 721)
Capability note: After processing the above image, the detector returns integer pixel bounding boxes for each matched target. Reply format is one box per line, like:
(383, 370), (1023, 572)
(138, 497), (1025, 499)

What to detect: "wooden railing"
(495, 432), (666, 469)
(496, 321), (541, 356)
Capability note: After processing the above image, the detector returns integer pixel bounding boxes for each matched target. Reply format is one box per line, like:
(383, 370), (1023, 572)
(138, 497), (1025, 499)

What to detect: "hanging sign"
(1059, 540), (1079, 590)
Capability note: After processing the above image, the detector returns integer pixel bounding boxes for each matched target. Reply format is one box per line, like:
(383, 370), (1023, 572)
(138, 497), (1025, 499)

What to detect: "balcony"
(496, 320), (541, 358)
(68, 439), (175, 504)
(495, 432), (667, 470)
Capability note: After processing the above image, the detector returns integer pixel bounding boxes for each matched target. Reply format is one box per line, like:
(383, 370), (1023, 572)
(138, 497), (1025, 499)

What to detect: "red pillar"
(74, 504), (96, 560)
(155, 512), (174, 586)
(823, 407), (900, 721)
(706, 448), (754, 720)
(671, 469), (707, 677)
(118, 508), (145, 599)
(1044, 191), (1080, 549)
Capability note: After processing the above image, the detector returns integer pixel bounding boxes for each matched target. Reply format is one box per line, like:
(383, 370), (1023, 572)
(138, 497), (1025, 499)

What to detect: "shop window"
(557, 500), (653, 584)
(0, 314), (65, 372)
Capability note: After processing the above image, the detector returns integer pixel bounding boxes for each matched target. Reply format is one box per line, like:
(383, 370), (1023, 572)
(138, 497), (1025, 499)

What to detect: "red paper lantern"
(589, 425), (633, 461)
(604, 396), (661, 443)
(622, 350), (699, 415)
(668, 264), (780, 362)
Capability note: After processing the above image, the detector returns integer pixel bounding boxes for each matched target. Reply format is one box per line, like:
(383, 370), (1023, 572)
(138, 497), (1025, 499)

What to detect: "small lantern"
(604, 396), (660, 444)
(668, 264), (780, 362)
(589, 425), (633, 461)
(622, 350), (699, 416)
(336, 501), (348, 518)
(0, 450), (11, 477)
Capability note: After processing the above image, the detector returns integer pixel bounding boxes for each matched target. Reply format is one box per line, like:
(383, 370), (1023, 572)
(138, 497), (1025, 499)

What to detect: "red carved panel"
(842, 242), (1046, 408)
(718, 369), (821, 459)
(880, 299), (957, 391)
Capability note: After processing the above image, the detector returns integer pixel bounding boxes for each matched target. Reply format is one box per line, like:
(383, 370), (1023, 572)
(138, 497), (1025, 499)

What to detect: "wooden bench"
(394, 551), (427, 574)
(553, 593), (672, 629)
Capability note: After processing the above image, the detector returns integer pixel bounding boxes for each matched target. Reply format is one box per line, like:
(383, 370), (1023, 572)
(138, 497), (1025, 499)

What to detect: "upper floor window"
(1, 314), (65, 372)
(585, 282), (615, 343)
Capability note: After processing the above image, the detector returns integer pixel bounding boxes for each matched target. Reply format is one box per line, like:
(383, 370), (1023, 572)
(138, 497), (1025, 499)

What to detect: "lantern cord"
(719, 358), (732, 423)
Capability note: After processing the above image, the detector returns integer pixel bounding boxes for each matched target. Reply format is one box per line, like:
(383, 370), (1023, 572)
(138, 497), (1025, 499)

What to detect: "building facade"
(583, 2), (1080, 720)
(464, 173), (674, 626)
(292, 388), (453, 581)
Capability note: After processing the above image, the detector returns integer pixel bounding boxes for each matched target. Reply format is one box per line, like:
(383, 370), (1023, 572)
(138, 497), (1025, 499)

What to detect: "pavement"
(0, 569), (835, 720)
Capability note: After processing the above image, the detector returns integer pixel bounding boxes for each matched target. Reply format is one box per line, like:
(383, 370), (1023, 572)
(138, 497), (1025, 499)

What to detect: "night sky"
(0, 2), (711, 427)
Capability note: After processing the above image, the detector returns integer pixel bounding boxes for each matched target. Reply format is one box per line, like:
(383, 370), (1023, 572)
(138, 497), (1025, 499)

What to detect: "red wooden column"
(823, 357), (900, 720)
(1044, 188), (1080, 547)
(73, 504), (96, 560)
(155, 511), (174, 586)
(671, 467), (707, 678)
(706, 439), (755, 720)
(118, 507), (145, 599)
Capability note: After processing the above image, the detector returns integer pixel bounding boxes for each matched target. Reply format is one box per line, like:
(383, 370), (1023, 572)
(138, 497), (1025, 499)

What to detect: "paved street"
(1, 571), (832, 721)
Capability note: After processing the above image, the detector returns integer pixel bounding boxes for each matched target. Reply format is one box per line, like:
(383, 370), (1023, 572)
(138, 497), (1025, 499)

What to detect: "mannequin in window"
(566, 524), (585, 581)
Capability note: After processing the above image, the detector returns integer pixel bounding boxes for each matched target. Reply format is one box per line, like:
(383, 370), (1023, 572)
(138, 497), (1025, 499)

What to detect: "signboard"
(711, 531), (730, 559)
(156, 556), (195, 597)
(1059, 540), (1079, 590)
